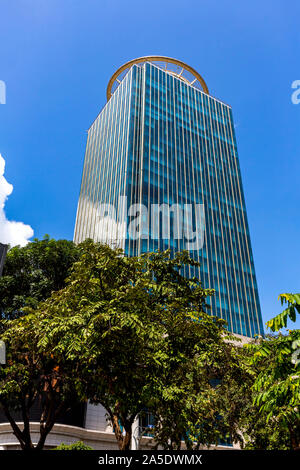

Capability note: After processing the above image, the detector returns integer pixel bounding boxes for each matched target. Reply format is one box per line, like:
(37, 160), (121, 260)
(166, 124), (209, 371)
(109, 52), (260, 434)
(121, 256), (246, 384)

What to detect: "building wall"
(0, 422), (121, 450)
(0, 420), (239, 450)
(74, 66), (134, 248)
(85, 403), (112, 432)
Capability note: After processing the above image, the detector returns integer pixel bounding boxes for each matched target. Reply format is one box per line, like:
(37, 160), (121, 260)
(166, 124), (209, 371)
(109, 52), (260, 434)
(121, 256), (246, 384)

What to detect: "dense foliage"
(244, 294), (300, 450)
(0, 311), (80, 449)
(35, 241), (239, 450)
(0, 235), (80, 319)
(0, 237), (299, 450)
(0, 240), (239, 450)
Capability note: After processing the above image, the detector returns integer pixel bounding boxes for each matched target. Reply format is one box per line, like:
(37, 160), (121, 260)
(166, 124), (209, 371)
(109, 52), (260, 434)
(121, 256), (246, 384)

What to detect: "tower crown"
(106, 56), (209, 101)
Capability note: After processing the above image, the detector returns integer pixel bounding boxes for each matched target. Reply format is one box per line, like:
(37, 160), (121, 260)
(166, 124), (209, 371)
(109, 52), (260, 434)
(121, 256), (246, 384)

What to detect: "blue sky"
(0, 0), (299, 328)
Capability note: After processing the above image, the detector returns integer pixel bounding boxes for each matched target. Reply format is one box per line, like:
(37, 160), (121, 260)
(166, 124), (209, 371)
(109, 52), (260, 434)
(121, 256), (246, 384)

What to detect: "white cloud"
(0, 153), (34, 247)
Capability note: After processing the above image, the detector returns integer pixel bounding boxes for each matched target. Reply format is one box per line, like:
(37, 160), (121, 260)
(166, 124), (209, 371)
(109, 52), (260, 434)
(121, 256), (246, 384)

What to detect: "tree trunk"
(1, 402), (34, 450)
(289, 425), (300, 451)
(111, 414), (132, 450)
(121, 423), (132, 451)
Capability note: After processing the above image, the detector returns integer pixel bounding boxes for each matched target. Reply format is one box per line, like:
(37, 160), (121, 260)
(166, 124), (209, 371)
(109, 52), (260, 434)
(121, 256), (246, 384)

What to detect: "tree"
(33, 240), (236, 450)
(0, 239), (249, 450)
(215, 294), (300, 450)
(146, 312), (239, 450)
(216, 340), (293, 450)
(241, 400), (293, 450)
(0, 235), (80, 319)
(244, 294), (300, 450)
(0, 236), (81, 449)
(0, 312), (80, 450)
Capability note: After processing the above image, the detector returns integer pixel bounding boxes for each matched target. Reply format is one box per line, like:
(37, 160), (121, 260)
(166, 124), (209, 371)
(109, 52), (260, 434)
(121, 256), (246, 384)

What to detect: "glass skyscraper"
(74, 56), (264, 338)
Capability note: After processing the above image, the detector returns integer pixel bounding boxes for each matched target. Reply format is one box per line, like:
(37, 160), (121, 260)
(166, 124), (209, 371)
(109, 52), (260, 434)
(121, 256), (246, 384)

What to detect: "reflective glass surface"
(74, 63), (264, 337)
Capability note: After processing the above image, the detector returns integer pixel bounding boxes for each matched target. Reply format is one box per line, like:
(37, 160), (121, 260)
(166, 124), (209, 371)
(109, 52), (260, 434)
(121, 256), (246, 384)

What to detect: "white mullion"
(121, 68), (133, 252)
(187, 87), (200, 278)
(221, 106), (249, 336)
(137, 64), (146, 255)
(205, 97), (222, 318)
(74, 130), (92, 243)
(226, 107), (260, 336)
(195, 91), (211, 286)
(82, 117), (99, 241)
(91, 102), (105, 242)
(212, 100), (236, 332)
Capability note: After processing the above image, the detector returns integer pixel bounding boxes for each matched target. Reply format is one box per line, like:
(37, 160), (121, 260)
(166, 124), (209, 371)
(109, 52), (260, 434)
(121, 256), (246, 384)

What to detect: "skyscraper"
(74, 56), (264, 338)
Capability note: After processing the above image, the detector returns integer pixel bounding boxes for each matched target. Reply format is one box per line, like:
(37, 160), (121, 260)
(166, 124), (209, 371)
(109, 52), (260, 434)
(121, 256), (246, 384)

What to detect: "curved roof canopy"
(106, 56), (209, 101)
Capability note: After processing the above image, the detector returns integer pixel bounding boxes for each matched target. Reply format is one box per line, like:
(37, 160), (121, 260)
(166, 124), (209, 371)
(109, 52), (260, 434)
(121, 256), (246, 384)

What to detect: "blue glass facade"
(74, 61), (264, 337)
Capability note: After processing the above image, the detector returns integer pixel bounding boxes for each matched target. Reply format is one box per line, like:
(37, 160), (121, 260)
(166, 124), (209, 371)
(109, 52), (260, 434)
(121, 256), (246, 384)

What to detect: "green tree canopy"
(0, 239), (254, 450)
(244, 293), (300, 450)
(0, 312), (80, 450)
(31, 240), (237, 450)
(0, 235), (80, 319)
